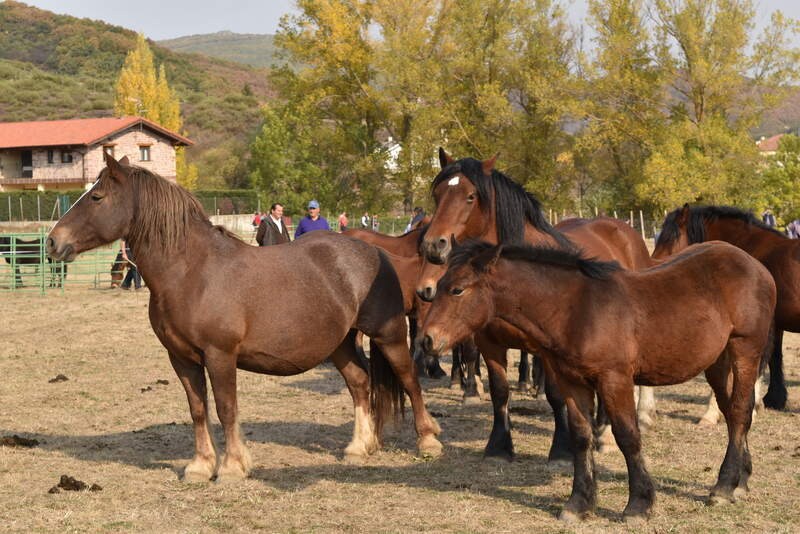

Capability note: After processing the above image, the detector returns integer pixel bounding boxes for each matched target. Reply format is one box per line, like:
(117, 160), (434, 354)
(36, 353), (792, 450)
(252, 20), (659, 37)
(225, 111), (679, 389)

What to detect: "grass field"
(1, 289), (799, 533)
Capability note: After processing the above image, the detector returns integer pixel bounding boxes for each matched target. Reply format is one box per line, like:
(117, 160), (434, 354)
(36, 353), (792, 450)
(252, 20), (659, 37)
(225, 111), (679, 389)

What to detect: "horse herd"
(43, 151), (796, 523)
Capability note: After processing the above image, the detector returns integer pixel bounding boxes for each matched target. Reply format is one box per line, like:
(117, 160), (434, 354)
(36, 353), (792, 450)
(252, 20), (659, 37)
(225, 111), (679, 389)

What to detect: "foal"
(422, 241), (775, 521)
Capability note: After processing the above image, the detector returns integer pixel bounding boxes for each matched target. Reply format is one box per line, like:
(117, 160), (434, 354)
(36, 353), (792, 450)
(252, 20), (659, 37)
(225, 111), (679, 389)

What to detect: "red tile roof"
(757, 134), (784, 153)
(0, 116), (193, 149)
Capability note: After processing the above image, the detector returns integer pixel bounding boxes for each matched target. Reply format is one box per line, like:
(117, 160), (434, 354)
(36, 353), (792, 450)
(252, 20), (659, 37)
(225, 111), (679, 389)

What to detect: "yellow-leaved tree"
(114, 34), (197, 190)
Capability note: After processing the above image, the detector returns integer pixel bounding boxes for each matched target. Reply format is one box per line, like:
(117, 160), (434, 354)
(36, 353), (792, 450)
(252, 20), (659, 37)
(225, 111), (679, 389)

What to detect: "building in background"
(0, 117), (192, 192)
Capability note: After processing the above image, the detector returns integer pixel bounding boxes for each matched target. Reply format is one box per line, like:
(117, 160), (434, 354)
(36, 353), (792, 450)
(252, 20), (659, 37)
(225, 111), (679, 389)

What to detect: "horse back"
(557, 217), (651, 270)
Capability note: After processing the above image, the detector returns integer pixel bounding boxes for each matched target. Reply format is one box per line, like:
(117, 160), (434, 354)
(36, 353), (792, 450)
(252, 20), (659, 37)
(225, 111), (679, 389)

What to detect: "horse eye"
(91, 194), (104, 202)
(451, 287), (464, 296)
(466, 194), (475, 203)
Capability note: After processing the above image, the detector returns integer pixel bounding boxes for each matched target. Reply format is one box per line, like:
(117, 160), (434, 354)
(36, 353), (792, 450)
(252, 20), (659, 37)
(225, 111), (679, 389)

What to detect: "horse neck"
(489, 260), (587, 351)
(127, 218), (216, 295)
(704, 219), (785, 259)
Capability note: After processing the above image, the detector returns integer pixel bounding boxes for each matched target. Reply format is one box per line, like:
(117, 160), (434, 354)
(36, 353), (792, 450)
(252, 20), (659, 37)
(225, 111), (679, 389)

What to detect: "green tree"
(114, 34), (197, 189)
(760, 134), (800, 222)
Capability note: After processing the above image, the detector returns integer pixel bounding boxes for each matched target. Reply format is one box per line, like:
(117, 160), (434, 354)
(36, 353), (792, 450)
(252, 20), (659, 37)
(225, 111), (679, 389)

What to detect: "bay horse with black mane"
(422, 240), (775, 522)
(46, 154), (442, 482)
(654, 204), (798, 411)
(416, 149), (654, 463)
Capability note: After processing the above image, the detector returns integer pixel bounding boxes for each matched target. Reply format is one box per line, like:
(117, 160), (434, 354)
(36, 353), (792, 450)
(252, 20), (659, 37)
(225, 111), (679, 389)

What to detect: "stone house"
(0, 116), (193, 192)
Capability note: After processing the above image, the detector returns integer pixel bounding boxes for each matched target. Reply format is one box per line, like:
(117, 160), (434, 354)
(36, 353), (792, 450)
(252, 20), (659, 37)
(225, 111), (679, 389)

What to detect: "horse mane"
(657, 205), (785, 247)
(114, 165), (241, 256)
(431, 158), (574, 250)
(451, 240), (620, 280)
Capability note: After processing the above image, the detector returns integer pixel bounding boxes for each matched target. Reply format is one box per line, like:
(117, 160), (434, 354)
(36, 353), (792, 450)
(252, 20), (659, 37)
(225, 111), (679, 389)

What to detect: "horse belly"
(636, 329), (729, 386)
(236, 351), (316, 376)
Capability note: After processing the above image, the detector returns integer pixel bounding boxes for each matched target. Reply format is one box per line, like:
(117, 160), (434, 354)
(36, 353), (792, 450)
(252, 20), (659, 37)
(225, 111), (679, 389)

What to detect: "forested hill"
(0, 1), (274, 188)
(158, 31), (281, 69)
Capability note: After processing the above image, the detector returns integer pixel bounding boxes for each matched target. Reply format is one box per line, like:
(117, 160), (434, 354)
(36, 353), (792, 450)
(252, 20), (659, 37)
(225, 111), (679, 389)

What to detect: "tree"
(638, 0), (800, 210)
(114, 34), (197, 189)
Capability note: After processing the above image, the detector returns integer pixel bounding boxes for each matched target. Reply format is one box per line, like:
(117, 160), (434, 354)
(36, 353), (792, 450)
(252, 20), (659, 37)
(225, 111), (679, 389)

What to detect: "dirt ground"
(0, 289), (799, 533)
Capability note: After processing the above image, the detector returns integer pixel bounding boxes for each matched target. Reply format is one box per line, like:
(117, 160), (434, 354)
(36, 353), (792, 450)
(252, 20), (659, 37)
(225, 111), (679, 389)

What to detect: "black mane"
(431, 158), (574, 250)
(657, 205), (785, 247)
(451, 240), (620, 280)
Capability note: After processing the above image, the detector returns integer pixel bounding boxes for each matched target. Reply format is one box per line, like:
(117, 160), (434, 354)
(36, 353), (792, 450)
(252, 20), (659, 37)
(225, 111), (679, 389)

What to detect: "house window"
(139, 145), (151, 162)
(103, 145), (115, 158)
(47, 150), (54, 164)
(61, 151), (73, 164)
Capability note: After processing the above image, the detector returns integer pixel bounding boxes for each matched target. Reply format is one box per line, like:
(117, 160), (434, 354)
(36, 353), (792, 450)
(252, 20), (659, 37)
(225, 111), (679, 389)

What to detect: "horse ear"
(119, 155), (130, 166)
(481, 153), (498, 176)
(103, 152), (126, 181)
(476, 244), (503, 272)
(677, 203), (691, 226)
(439, 147), (454, 169)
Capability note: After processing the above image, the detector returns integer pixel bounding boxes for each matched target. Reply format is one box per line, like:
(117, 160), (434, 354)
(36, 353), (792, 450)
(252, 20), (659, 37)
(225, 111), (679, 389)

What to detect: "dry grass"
(1, 289), (799, 533)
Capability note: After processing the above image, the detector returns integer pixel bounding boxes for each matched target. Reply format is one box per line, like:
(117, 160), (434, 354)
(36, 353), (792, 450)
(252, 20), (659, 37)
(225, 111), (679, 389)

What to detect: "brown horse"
(46, 154), (442, 482)
(422, 240), (775, 522)
(654, 204), (798, 410)
(416, 150), (653, 463)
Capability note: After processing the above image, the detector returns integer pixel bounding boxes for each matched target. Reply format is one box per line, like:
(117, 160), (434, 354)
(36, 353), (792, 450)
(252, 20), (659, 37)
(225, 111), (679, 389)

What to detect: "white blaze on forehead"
(447, 176), (460, 186)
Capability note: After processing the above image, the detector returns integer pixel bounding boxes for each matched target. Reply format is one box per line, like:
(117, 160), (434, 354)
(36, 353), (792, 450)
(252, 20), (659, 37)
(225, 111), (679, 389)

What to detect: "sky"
(17, 0), (800, 44)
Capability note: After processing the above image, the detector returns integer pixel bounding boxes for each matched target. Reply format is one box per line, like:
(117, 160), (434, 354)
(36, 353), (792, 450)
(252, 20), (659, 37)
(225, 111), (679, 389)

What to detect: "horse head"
(421, 148), (497, 264)
(652, 203), (692, 259)
(47, 153), (134, 262)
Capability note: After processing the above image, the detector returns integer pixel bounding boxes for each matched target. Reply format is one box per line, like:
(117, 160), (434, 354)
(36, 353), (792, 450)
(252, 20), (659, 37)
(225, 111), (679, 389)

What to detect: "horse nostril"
(436, 237), (448, 250)
(46, 237), (55, 251)
(424, 286), (436, 301)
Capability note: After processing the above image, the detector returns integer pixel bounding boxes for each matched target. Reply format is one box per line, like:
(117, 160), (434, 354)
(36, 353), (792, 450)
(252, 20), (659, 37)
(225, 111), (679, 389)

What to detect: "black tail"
(369, 338), (405, 438)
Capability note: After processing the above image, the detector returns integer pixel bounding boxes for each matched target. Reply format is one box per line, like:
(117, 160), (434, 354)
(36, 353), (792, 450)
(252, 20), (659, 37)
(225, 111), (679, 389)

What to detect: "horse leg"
(203, 348), (251, 483)
(481, 344), (514, 461)
(698, 390), (722, 426)
(597, 373), (655, 521)
(637, 386), (656, 429)
(532, 354), (545, 398)
(461, 338), (483, 404)
(371, 333), (442, 458)
(706, 340), (760, 504)
(330, 331), (378, 461)
(517, 351), (532, 393)
(353, 330), (369, 369)
(168, 352), (217, 482)
(763, 329), (787, 410)
(595, 397), (616, 454)
(543, 365), (573, 465)
(450, 344), (464, 390)
(557, 381), (597, 523)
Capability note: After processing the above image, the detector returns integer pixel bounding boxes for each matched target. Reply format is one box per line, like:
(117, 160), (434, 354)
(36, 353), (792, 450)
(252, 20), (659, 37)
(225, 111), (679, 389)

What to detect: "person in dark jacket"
(256, 203), (291, 246)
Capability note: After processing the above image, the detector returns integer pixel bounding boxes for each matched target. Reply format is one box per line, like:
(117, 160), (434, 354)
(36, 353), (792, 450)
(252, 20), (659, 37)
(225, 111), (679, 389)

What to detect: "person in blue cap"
(294, 199), (331, 238)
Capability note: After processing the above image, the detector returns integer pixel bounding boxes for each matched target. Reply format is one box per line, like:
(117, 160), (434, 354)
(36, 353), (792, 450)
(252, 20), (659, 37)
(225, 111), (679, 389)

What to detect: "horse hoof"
(623, 513), (648, 525)
(638, 414), (655, 429)
(450, 382), (462, 391)
(558, 509), (582, 524)
(182, 458), (215, 483)
(462, 395), (482, 405)
(733, 486), (748, 499)
(418, 435), (443, 459)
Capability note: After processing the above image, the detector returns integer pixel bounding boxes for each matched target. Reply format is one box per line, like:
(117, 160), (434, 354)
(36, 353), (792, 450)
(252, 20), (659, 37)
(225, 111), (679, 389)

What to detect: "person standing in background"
(256, 203), (291, 246)
(295, 200), (331, 238)
(338, 211), (349, 232)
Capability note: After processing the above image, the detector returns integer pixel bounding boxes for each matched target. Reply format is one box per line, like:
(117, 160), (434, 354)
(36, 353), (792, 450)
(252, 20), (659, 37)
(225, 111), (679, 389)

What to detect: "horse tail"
(368, 337), (405, 438)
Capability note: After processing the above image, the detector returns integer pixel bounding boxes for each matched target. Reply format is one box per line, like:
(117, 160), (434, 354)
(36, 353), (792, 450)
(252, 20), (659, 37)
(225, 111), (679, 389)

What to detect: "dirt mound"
(0, 435), (39, 447)
(48, 475), (102, 493)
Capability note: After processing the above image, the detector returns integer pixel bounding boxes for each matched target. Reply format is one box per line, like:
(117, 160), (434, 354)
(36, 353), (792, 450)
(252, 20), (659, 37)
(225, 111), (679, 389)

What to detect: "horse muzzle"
(421, 332), (448, 358)
(422, 237), (451, 264)
(46, 235), (76, 263)
(416, 284), (437, 302)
